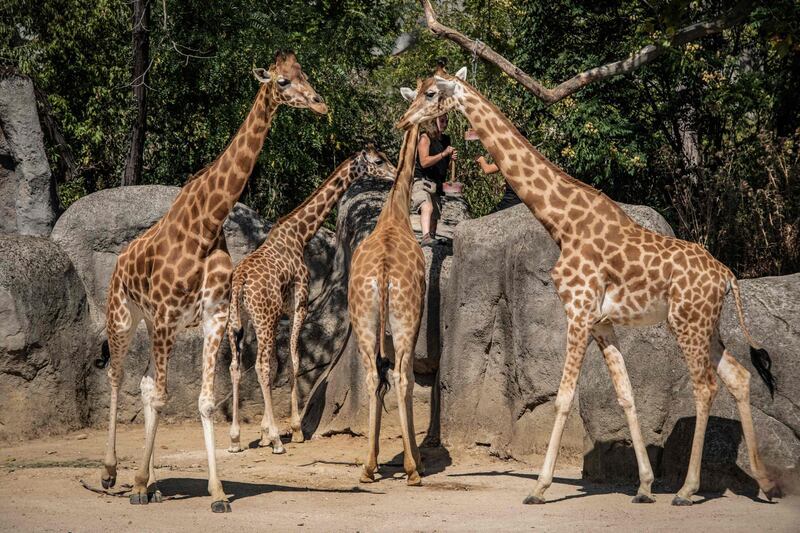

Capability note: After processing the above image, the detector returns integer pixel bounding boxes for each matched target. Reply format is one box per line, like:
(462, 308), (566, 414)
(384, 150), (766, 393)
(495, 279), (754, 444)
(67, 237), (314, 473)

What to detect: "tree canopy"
(3, 0), (798, 276)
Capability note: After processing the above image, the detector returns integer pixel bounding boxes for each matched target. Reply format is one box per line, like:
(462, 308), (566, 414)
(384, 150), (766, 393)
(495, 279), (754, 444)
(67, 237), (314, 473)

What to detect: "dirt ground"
(1, 412), (798, 533)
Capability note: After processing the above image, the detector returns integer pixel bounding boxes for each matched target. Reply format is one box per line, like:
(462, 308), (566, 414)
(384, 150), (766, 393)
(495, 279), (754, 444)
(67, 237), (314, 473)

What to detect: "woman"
(475, 155), (522, 213)
(412, 114), (457, 246)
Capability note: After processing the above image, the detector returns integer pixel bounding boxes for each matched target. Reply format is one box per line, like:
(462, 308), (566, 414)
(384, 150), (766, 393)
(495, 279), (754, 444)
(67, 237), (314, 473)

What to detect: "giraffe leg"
(254, 314), (283, 454)
(130, 324), (173, 506)
(592, 322), (655, 503)
(227, 327), (243, 453)
(198, 249), (233, 512)
(670, 319), (718, 506)
(141, 320), (162, 503)
(350, 295), (382, 483)
(388, 302), (423, 485)
(289, 274), (309, 443)
(711, 335), (782, 500)
(100, 288), (139, 490)
(525, 320), (591, 504)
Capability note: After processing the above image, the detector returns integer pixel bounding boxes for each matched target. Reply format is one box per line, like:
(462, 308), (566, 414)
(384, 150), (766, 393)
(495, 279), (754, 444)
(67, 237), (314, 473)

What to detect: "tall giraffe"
(397, 68), (781, 505)
(348, 123), (426, 485)
(99, 51), (327, 513)
(226, 145), (396, 454)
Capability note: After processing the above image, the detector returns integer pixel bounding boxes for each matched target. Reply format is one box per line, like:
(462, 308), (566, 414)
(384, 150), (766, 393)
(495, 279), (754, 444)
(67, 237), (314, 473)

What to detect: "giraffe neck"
(459, 84), (630, 244)
(377, 124), (419, 229)
(279, 158), (358, 243)
(167, 83), (279, 244)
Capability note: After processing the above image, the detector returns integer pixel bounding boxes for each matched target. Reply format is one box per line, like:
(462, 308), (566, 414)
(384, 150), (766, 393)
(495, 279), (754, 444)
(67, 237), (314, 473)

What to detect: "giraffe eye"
(425, 91), (436, 98)
(277, 78), (290, 87)
(374, 159), (383, 165)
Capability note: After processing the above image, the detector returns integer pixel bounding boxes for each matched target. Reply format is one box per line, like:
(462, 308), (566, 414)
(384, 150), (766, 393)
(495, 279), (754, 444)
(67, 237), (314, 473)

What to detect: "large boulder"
(439, 203), (674, 460)
(50, 185), (335, 424)
(580, 273), (800, 493)
(0, 71), (57, 237)
(301, 180), (469, 437)
(0, 235), (95, 441)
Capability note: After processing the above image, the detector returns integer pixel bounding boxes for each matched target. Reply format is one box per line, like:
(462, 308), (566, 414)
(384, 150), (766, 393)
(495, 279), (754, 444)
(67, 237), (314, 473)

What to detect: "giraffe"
(348, 123), (426, 486)
(98, 51), (327, 513)
(397, 67), (781, 505)
(226, 145), (396, 454)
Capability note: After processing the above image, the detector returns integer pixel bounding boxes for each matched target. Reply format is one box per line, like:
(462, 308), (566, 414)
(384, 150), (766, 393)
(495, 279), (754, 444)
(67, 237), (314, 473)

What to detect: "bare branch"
(419, 0), (754, 104)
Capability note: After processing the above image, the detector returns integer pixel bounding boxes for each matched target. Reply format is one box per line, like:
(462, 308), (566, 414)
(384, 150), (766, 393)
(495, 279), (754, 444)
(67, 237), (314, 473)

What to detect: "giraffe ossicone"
(100, 52), (326, 513)
(397, 66), (781, 505)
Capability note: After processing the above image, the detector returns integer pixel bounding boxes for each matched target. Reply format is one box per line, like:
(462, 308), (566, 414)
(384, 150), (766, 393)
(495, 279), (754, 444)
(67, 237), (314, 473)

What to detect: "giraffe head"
(252, 50), (328, 115)
(396, 66), (468, 130)
(354, 143), (396, 181)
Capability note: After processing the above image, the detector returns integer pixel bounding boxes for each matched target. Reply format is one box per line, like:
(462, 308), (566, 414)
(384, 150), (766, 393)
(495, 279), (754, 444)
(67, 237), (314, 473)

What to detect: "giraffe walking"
(397, 67), (781, 505)
(348, 123), (426, 485)
(99, 51), (327, 513)
(226, 146), (396, 454)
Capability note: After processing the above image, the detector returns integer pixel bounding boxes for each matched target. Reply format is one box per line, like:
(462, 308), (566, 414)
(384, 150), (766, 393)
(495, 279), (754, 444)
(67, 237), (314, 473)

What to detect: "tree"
(122, 0), (150, 186)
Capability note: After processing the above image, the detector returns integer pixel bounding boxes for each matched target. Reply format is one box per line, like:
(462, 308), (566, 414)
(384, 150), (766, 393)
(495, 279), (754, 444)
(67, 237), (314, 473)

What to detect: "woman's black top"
(414, 132), (451, 193)
(491, 183), (522, 213)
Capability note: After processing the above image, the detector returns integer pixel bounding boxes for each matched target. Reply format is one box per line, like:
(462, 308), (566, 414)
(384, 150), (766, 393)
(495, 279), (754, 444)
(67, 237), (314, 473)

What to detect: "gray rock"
(438, 202), (673, 461)
(0, 72), (57, 236)
(301, 181), (469, 438)
(0, 235), (95, 441)
(50, 185), (335, 424)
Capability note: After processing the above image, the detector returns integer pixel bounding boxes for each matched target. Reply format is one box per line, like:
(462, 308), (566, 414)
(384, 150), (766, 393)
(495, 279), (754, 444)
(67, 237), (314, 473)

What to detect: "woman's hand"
(443, 146), (458, 161)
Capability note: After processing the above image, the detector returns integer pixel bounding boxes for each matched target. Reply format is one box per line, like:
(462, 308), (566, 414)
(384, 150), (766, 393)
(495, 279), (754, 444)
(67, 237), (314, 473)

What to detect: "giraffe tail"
(227, 273), (246, 362)
(730, 277), (776, 398)
(94, 340), (111, 369)
(375, 271), (392, 411)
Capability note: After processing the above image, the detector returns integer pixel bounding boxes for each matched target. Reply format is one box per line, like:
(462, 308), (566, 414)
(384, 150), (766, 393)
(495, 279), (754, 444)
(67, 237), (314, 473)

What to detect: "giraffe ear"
(455, 66), (468, 80)
(400, 87), (417, 101)
(253, 68), (271, 84)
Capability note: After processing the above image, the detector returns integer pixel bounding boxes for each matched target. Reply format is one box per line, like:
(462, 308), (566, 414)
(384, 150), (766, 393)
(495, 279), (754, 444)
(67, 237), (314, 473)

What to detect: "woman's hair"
(420, 118), (439, 139)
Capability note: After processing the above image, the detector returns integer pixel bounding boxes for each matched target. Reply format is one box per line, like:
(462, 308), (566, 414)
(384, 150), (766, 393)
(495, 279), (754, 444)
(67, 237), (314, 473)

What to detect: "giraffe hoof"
(671, 496), (693, 506)
(130, 492), (149, 505)
(101, 476), (116, 489)
(765, 484), (783, 501)
(291, 431), (305, 444)
(148, 489), (163, 503)
(523, 494), (546, 505)
(632, 493), (656, 504)
(227, 444), (244, 454)
(211, 500), (232, 513)
(271, 444), (286, 455)
(359, 471), (375, 484)
(407, 472), (422, 486)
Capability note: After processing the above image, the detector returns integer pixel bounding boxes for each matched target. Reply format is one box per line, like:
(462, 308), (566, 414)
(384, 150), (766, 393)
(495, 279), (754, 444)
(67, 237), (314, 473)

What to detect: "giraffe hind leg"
(100, 287), (140, 490)
(712, 334), (782, 500)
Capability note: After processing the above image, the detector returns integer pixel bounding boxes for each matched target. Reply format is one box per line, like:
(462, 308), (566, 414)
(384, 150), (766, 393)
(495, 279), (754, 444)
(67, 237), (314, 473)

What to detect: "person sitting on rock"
(412, 114), (457, 246)
(475, 154), (522, 213)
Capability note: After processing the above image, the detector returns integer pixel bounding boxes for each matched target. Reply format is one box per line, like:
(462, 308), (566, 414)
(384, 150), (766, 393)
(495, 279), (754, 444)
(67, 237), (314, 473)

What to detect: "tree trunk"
(122, 0), (150, 186)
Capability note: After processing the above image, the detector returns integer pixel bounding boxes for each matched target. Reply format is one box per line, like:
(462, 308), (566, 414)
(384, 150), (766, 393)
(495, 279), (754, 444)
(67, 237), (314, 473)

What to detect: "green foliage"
(2, 0), (798, 276)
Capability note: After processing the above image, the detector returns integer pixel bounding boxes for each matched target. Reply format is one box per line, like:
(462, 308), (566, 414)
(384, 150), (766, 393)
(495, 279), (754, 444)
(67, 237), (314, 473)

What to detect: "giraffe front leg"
(524, 319), (590, 505)
(289, 274), (309, 443)
(198, 250), (233, 513)
(227, 322), (243, 453)
(592, 322), (655, 503)
(130, 325), (173, 506)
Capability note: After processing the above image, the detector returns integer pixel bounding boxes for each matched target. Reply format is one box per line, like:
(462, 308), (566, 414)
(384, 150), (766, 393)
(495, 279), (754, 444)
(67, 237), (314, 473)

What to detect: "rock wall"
(0, 72), (57, 237)
(0, 235), (95, 440)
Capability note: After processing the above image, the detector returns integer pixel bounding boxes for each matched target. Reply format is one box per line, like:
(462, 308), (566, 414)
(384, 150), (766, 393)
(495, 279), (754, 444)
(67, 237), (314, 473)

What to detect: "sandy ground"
(0, 417), (798, 533)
